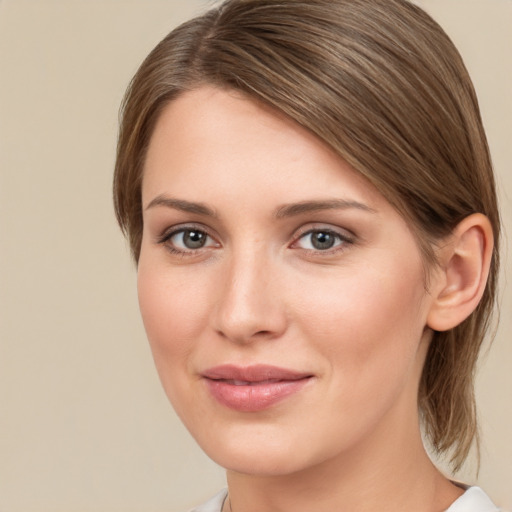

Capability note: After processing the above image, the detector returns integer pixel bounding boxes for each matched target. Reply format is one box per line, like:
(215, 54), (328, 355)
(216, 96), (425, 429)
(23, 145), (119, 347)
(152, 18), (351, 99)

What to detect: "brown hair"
(113, 0), (500, 471)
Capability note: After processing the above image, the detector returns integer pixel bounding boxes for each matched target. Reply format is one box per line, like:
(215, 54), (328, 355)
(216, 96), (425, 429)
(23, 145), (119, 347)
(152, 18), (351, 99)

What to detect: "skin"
(138, 87), (465, 512)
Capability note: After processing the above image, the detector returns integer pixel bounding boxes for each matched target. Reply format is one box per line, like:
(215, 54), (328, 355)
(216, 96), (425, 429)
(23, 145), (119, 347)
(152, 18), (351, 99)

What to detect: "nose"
(212, 250), (288, 344)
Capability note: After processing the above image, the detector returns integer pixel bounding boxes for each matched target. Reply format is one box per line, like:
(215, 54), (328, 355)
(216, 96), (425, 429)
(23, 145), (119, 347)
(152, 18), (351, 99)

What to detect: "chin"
(214, 449), (312, 477)
(192, 425), (334, 477)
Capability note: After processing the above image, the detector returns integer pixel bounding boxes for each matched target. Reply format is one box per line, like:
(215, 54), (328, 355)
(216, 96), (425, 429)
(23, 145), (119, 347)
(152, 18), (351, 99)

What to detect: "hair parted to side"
(113, 0), (500, 471)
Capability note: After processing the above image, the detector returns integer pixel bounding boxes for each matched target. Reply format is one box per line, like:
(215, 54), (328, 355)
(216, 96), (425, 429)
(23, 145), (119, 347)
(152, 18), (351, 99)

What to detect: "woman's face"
(138, 87), (438, 476)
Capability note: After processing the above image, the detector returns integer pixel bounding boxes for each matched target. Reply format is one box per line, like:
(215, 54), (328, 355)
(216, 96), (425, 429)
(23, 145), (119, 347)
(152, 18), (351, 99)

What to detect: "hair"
(113, 0), (500, 471)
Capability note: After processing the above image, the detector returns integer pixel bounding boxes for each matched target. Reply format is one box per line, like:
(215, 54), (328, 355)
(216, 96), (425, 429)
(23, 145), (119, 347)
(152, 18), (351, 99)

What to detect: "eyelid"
(292, 223), (355, 241)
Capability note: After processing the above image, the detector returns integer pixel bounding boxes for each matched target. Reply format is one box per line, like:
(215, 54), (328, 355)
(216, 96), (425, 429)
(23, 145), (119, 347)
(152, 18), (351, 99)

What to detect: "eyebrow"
(274, 199), (377, 218)
(145, 195), (376, 219)
(145, 195), (217, 217)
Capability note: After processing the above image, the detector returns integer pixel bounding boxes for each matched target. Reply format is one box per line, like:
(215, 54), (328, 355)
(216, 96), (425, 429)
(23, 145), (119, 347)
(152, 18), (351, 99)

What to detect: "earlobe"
(427, 213), (494, 332)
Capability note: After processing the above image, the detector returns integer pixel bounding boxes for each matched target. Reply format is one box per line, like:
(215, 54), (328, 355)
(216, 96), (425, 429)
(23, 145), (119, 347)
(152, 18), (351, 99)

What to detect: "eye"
(294, 229), (351, 251)
(159, 227), (218, 253)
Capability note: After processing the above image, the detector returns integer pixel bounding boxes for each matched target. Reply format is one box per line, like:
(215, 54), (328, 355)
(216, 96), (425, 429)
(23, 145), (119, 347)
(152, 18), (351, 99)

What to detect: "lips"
(202, 364), (313, 412)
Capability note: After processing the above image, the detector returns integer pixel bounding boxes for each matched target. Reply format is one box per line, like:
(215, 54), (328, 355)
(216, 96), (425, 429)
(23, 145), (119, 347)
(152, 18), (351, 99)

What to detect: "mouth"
(201, 364), (314, 412)
(220, 378), (291, 386)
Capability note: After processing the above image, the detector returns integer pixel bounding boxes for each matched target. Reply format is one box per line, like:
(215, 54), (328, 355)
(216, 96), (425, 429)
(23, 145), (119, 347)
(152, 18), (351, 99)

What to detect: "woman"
(113, 0), (501, 511)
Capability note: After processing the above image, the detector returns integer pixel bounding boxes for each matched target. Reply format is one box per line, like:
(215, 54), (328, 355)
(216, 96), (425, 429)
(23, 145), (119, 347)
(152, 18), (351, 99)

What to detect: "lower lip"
(204, 378), (312, 412)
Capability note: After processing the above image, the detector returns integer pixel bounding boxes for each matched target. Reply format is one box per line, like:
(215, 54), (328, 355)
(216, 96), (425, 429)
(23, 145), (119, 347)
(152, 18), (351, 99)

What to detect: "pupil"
(184, 230), (206, 249)
(312, 232), (335, 250)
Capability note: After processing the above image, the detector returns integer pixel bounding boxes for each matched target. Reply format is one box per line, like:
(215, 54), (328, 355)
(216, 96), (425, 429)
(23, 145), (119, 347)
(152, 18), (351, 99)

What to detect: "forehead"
(142, 86), (385, 211)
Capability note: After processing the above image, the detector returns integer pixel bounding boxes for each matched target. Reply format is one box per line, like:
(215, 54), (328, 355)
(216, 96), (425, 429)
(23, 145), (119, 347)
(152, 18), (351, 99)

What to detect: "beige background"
(0, 1), (510, 511)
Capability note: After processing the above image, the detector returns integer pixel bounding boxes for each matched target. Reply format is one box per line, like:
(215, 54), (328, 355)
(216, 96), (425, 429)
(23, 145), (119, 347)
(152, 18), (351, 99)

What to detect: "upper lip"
(202, 364), (312, 383)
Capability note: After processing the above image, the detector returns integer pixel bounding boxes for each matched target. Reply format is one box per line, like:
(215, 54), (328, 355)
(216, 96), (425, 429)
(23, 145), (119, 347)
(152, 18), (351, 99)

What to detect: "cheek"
(136, 260), (210, 375)
(288, 264), (429, 450)
(294, 258), (428, 385)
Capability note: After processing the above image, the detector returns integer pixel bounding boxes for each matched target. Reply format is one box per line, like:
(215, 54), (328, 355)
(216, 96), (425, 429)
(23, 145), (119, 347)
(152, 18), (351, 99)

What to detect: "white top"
(190, 487), (501, 512)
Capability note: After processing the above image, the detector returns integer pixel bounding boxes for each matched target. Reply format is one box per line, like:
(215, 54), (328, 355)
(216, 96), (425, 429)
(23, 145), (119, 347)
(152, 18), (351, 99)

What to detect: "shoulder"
(446, 486), (502, 512)
(188, 489), (228, 512)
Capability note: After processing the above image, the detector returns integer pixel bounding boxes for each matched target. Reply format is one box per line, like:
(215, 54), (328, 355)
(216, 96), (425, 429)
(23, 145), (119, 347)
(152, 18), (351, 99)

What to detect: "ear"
(427, 213), (494, 332)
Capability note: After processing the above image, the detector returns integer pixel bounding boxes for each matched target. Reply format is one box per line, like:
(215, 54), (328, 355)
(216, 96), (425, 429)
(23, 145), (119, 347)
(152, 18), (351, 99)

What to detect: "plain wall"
(0, 1), (510, 511)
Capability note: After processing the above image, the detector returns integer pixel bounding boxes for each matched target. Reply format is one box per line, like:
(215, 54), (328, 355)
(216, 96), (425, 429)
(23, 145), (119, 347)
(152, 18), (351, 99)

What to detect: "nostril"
(215, 328), (277, 343)
(255, 330), (272, 336)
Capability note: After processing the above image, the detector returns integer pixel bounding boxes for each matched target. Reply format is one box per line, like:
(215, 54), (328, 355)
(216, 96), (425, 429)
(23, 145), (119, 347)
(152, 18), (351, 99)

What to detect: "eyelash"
(156, 225), (354, 257)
